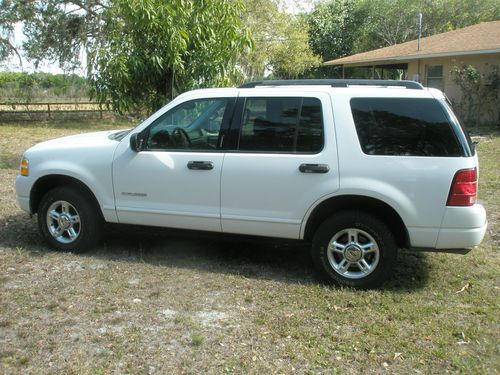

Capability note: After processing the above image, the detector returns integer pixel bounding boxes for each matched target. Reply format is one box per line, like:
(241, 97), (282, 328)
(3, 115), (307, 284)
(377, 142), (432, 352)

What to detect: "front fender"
(31, 161), (116, 222)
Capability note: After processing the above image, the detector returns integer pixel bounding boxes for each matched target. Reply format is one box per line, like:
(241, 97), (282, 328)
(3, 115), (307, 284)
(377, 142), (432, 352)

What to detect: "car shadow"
(0, 214), (430, 291)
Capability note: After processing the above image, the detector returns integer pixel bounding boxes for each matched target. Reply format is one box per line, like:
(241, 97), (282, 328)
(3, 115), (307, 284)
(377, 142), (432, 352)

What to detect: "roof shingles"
(324, 20), (500, 66)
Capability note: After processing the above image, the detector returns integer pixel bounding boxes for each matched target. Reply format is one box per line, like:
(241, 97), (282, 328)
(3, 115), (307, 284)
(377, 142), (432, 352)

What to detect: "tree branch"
(48, 0), (107, 17)
(0, 36), (23, 69)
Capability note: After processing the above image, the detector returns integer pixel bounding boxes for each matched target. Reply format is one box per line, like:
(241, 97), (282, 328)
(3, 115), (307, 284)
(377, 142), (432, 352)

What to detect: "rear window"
(350, 98), (463, 157)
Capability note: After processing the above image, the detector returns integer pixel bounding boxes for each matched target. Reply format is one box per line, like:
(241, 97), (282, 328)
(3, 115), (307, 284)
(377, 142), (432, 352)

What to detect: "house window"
(426, 65), (444, 91)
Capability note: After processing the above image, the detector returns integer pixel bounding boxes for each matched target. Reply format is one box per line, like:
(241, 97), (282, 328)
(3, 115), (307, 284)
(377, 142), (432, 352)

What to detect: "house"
(324, 21), (500, 125)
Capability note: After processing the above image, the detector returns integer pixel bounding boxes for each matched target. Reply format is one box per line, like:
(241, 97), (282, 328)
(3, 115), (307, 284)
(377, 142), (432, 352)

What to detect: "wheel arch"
(303, 195), (410, 248)
(30, 174), (103, 219)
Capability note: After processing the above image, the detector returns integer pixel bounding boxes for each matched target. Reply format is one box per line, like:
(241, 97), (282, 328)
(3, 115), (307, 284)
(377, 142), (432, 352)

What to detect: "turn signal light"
(20, 158), (29, 176)
(447, 168), (477, 206)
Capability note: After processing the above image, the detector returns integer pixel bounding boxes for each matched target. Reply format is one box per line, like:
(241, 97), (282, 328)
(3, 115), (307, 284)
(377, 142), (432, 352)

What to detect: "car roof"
(178, 80), (438, 100)
(239, 79), (424, 90)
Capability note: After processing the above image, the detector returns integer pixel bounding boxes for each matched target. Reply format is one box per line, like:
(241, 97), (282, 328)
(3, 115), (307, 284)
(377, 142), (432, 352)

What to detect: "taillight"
(447, 168), (477, 206)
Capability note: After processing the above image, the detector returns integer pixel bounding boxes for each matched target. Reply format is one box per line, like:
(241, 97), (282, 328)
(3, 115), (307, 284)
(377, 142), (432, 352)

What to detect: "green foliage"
(450, 64), (500, 128)
(3, 0), (500, 113)
(190, 333), (204, 347)
(237, 0), (279, 80)
(8, 0), (250, 113)
(0, 72), (89, 101)
(0, 72), (87, 90)
(20, 1), (96, 71)
(0, 0), (24, 65)
(89, 0), (251, 113)
(307, 0), (500, 63)
(307, 0), (364, 61)
(238, 0), (320, 81)
(355, 0), (500, 52)
(269, 16), (321, 79)
(354, 0), (422, 51)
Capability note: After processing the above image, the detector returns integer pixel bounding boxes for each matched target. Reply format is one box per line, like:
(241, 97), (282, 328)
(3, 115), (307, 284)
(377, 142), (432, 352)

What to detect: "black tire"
(311, 211), (397, 289)
(37, 186), (104, 253)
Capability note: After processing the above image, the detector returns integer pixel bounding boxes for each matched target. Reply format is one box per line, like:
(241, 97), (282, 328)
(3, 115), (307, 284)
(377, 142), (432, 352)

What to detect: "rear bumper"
(435, 221), (488, 249)
(435, 204), (487, 249)
(407, 204), (487, 251)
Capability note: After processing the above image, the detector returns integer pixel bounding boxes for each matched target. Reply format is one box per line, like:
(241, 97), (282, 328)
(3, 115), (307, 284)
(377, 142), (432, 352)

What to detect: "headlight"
(20, 157), (29, 176)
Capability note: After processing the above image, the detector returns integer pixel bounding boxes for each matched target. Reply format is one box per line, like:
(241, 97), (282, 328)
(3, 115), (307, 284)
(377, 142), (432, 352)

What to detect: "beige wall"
(407, 53), (500, 125)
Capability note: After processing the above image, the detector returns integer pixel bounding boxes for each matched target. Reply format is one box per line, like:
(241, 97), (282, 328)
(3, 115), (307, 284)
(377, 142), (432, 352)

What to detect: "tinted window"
(297, 98), (323, 152)
(238, 97), (323, 153)
(350, 98), (463, 157)
(442, 98), (474, 156)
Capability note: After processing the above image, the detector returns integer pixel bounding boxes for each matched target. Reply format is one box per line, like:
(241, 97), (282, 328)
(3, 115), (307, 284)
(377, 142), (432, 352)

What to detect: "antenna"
(418, 13), (423, 51)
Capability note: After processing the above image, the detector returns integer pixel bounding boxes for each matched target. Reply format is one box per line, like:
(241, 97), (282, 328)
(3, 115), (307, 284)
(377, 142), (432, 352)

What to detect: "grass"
(191, 333), (204, 347)
(0, 120), (498, 374)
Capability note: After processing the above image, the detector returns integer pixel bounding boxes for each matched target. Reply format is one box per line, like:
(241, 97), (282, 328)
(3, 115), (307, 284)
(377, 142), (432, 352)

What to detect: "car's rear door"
(220, 90), (340, 239)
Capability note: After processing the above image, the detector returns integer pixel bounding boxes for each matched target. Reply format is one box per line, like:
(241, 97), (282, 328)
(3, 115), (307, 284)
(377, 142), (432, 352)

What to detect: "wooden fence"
(0, 101), (112, 120)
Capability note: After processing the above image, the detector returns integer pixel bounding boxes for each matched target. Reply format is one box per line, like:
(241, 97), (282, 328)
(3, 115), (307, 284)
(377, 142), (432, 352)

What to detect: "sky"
(2, 0), (318, 75)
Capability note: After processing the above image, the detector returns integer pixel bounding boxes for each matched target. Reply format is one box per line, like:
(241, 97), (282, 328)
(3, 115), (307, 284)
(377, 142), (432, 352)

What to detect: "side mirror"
(130, 132), (146, 152)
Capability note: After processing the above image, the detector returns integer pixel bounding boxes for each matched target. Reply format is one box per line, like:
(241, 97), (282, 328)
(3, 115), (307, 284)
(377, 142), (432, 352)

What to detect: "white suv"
(15, 79), (487, 288)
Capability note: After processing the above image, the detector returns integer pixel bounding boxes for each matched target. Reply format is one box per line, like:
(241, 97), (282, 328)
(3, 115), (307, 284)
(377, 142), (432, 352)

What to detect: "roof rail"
(239, 79), (424, 90)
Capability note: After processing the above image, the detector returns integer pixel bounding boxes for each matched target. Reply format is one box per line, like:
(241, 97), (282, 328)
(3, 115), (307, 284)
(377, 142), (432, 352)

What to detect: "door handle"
(299, 163), (330, 173)
(187, 161), (214, 170)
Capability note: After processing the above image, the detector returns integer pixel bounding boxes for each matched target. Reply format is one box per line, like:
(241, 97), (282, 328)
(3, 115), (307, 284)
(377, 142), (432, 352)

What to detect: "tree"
(307, 0), (364, 61)
(451, 64), (500, 128)
(269, 16), (321, 79)
(355, 0), (500, 52)
(90, 0), (252, 112)
(308, 0), (500, 62)
(237, 0), (278, 80)
(0, 0), (25, 67)
(350, 0), (426, 52)
(10, 0), (252, 113)
(237, 0), (320, 81)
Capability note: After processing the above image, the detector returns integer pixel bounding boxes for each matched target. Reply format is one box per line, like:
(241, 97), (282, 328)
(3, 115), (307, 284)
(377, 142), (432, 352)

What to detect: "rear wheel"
(312, 211), (397, 289)
(38, 186), (103, 252)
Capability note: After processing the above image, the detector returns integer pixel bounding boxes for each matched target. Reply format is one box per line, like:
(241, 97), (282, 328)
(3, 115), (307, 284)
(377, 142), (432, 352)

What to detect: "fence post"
(47, 103), (51, 119)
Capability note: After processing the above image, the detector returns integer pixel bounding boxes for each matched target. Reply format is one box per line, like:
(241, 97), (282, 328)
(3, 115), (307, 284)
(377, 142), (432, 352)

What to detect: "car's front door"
(112, 95), (236, 232)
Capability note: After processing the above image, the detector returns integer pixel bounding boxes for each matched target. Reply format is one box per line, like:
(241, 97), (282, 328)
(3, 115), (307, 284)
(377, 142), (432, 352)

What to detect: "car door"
(220, 91), (340, 239)
(112, 94), (236, 232)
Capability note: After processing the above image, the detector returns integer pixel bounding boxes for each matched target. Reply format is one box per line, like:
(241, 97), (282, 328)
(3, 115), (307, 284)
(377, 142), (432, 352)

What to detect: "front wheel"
(312, 211), (397, 289)
(38, 186), (103, 252)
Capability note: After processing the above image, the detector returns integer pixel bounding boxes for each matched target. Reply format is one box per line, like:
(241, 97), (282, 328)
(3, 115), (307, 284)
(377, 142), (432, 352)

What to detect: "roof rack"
(239, 79), (424, 90)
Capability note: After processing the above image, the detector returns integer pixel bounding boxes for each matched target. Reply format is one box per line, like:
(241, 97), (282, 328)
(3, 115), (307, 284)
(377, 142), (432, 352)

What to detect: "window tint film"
(297, 98), (323, 152)
(239, 97), (299, 152)
(147, 98), (228, 151)
(350, 98), (463, 157)
(238, 97), (323, 153)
